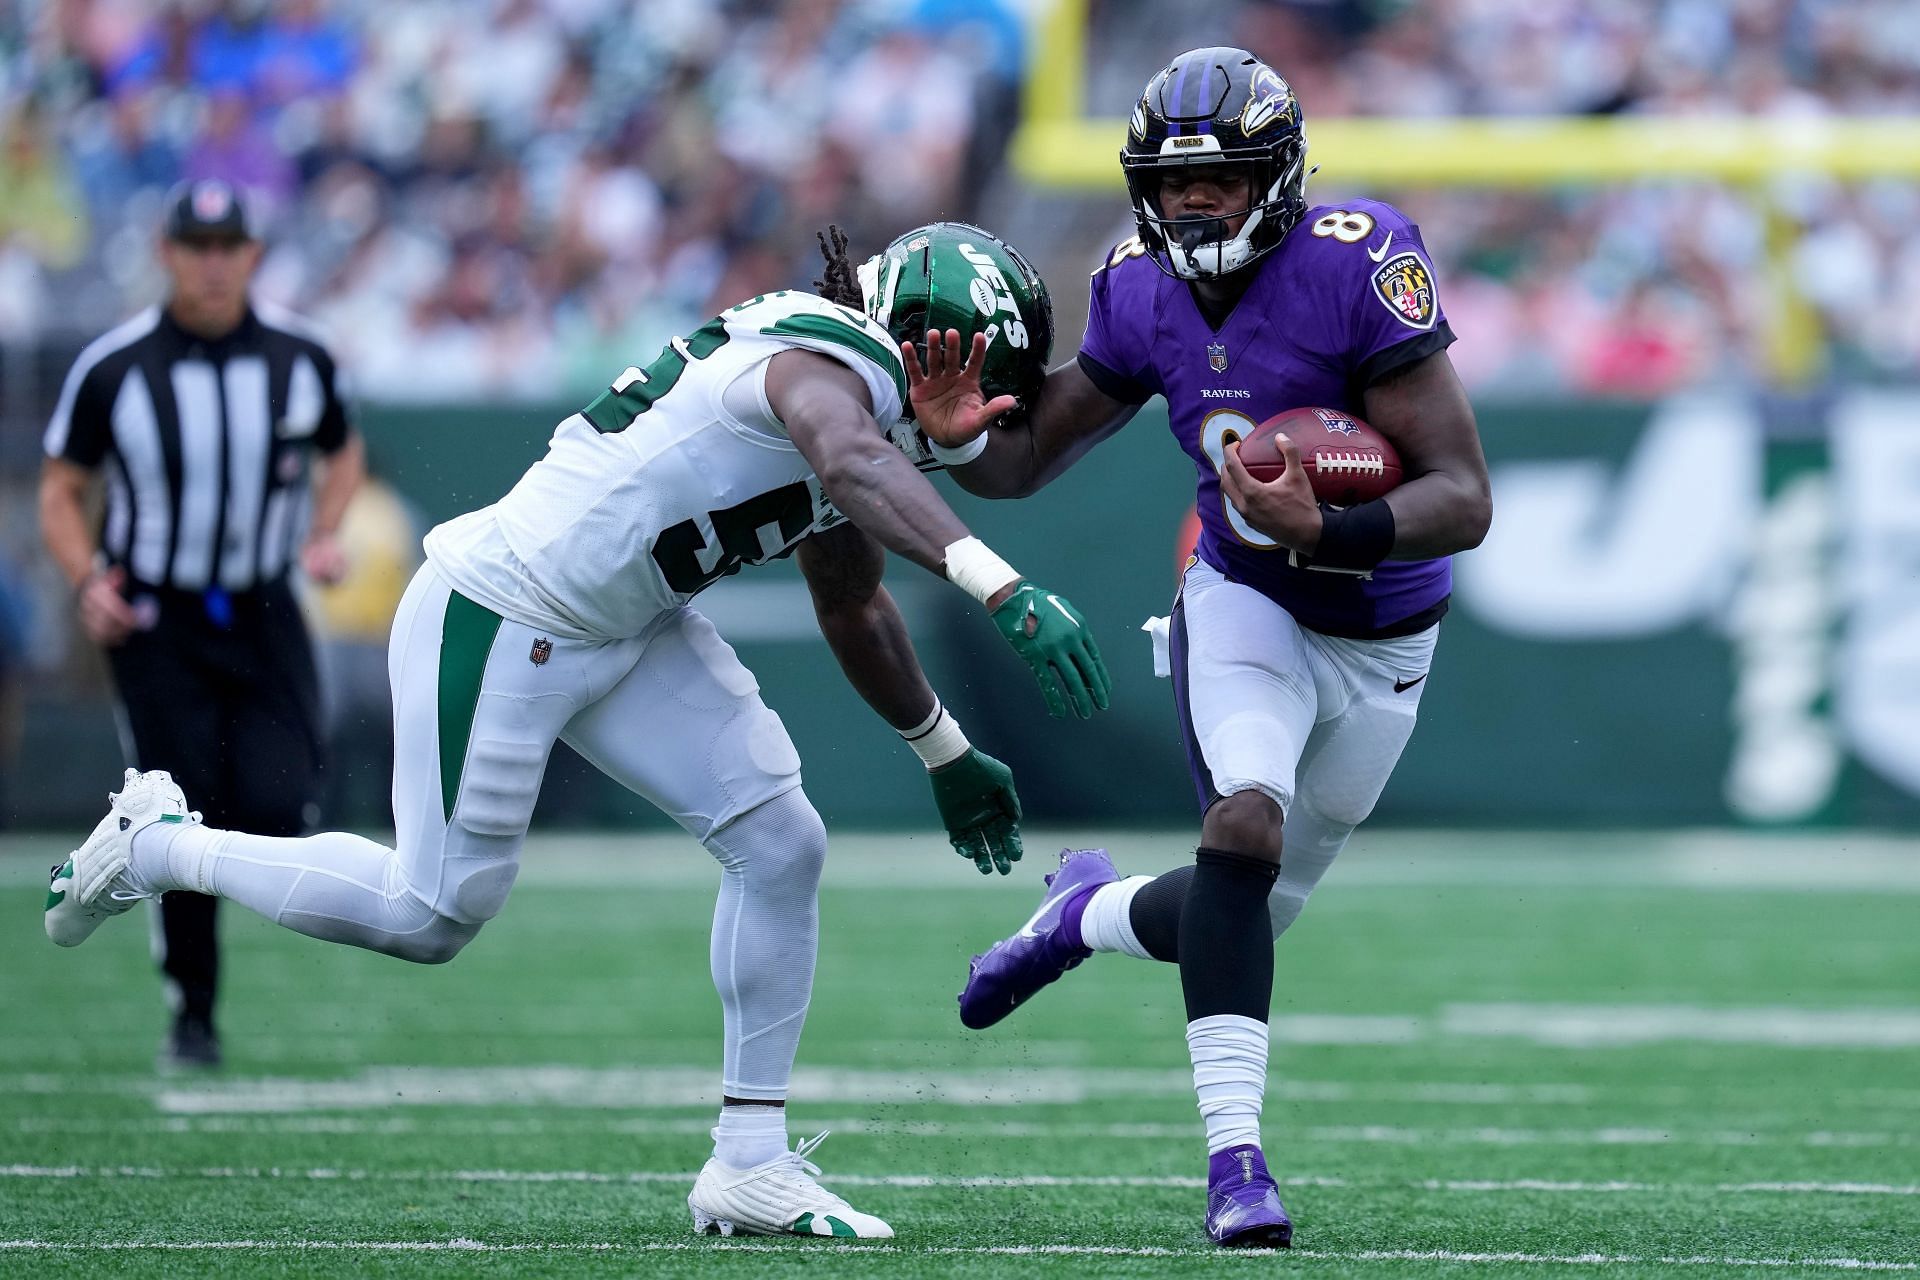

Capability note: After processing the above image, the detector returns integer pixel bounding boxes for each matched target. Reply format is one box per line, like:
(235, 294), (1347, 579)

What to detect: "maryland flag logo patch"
(1371, 252), (1437, 330)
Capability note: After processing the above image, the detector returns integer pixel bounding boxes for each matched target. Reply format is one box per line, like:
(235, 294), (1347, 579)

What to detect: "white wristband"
(900, 701), (971, 769)
(943, 536), (1020, 606)
(928, 433), (990, 466)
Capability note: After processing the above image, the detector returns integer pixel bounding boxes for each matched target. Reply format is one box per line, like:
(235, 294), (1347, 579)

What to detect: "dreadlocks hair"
(814, 224), (863, 310)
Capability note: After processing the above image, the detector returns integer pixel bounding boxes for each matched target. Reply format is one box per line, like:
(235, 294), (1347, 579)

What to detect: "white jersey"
(426, 292), (935, 639)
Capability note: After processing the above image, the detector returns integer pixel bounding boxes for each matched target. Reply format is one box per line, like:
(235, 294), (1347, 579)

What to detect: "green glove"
(990, 581), (1112, 720)
(928, 748), (1024, 875)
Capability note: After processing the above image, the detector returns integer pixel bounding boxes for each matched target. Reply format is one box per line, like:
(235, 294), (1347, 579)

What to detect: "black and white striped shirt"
(44, 303), (353, 593)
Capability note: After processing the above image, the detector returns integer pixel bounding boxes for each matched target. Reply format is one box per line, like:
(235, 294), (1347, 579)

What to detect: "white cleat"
(46, 769), (198, 948)
(687, 1132), (893, 1239)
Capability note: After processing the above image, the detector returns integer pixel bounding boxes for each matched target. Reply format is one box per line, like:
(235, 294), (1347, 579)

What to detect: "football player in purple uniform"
(904, 48), (1491, 1247)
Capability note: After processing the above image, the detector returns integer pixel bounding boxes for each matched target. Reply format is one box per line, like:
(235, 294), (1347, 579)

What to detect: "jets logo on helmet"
(860, 222), (1054, 411)
(1120, 47), (1312, 282)
(958, 242), (1031, 350)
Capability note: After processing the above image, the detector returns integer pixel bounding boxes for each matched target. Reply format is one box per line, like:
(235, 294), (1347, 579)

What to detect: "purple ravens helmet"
(1121, 47), (1311, 281)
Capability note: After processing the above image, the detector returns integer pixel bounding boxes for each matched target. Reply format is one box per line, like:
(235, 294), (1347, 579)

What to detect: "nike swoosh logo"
(1013, 883), (1071, 941)
(1393, 674), (1426, 693)
(1367, 231), (1395, 263)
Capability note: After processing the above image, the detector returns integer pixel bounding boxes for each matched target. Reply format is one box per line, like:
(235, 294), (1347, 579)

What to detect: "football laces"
(1312, 450), (1384, 476)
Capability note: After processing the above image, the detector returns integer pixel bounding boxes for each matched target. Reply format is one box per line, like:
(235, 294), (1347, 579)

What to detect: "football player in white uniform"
(45, 223), (1109, 1240)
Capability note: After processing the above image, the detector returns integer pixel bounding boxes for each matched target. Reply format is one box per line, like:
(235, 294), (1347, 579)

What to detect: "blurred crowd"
(1216, 0), (1920, 392)
(2, 0), (1918, 400)
(2, 0), (1022, 400)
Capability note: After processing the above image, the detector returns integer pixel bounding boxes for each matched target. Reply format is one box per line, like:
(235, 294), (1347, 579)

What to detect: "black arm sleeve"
(1356, 321), (1456, 390)
(312, 347), (354, 454)
(1076, 351), (1154, 407)
(46, 364), (117, 469)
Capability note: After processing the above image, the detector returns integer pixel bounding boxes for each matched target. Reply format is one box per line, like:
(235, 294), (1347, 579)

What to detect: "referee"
(38, 180), (365, 1069)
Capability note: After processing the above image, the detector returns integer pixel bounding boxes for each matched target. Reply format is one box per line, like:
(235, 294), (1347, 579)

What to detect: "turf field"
(2, 828), (1917, 1277)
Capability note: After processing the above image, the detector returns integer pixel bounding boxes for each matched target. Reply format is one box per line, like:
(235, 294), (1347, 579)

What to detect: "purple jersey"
(1079, 199), (1456, 639)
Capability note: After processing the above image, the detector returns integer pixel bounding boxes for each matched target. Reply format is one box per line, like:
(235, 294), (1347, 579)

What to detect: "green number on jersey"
(582, 318), (731, 433)
(652, 482), (816, 595)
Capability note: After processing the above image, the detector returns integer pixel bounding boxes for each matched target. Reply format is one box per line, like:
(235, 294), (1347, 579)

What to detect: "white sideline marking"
(1443, 1004), (1920, 1049)
(3, 1165), (1916, 1197)
(21, 1065), (1920, 1114)
(0, 1239), (617, 1253)
(14, 1069), (1611, 1104)
(136, 1043), (1920, 1116)
(23, 1113), (1909, 1150)
(0, 1240), (1915, 1268)
(146, 1065), (1208, 1113)
(10, 829), (1920, 893)
(1294, 1125), (1914, 1150)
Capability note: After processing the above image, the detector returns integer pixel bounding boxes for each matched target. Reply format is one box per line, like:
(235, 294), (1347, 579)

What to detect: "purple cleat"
(957, 848), (1118, 1030)
(1205, 1146), (1293, 1249)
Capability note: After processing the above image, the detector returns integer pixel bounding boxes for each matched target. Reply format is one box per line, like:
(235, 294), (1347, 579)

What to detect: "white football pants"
(1169, 558), (1438, 936)
(135, 563), (820, 1098)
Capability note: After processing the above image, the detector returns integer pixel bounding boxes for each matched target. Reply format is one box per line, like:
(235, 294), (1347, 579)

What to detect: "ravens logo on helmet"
(1121, 47), (1311, 282)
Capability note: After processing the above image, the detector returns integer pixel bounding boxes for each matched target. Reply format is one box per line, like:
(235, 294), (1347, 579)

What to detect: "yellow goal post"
(1012, 0), (1920, 188)
(1009, 1), (1920, 381)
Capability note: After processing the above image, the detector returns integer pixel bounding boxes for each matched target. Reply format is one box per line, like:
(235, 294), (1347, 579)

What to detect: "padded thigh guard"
(1175, 560), (1436, 821)
(562, 608), (802, 842)
(388, 566), (803, 925)
(1173, 560), (1439, 938)
(389, 568), (573, 924)
(1173, 562), (1319, 814)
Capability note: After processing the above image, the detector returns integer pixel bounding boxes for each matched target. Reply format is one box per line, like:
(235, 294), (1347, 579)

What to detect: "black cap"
(163, 179), (255, 243)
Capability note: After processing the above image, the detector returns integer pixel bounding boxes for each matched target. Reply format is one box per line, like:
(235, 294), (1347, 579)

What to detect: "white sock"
(712, 1104), (789, 1169)
(1186, 1013), (1269, 1154)
(1078, 877), (1155, 959)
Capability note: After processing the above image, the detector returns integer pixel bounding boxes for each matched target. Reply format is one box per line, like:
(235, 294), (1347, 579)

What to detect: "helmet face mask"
(861, 222), (1054, 413)
(1121, 48), (1310, 282)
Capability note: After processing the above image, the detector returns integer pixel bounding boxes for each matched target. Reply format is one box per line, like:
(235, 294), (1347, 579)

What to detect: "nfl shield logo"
(1207, 342), (1229, 374)
(529, 637), (552, 666)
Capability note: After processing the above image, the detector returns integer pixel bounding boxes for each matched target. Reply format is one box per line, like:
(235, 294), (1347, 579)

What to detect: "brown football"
(1236, 407), (1403, 506)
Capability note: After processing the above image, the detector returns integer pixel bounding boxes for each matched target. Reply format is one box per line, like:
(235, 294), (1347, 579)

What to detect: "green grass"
(2, 828), (1918, 1277)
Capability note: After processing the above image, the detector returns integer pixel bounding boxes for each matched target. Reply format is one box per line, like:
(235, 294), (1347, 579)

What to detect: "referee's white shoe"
(688, 1132), (893, 1239)
(46, 769), (198, 948)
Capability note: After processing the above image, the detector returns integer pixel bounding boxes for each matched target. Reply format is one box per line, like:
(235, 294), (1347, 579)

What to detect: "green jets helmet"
(859, 222), (1055, 411)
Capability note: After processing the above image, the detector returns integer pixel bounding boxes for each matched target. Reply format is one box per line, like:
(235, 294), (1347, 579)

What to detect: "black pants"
(107, 579), (324, 1025)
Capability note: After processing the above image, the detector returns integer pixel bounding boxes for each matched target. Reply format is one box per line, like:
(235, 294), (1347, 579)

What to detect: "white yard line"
(121, 1056), (1920, 1117)
(0, 1239), (1915, 1268)
(1291, 1125), (1914, 1149)
(1442, 1004), (1920, 1049)
(3, 1164), (1915, 1197)
(13, 1112), (1912, 1150)
(7, 830), (1920, 892)
(16, 1066), (1920, 1112)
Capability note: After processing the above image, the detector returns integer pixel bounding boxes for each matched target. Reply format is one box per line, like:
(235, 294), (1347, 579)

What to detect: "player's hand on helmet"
(1223, 436), (1323, 553)
(928, 747), (1024, 875)
(988, 581), (1112, 720)
(902, 329), (1017, 449)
